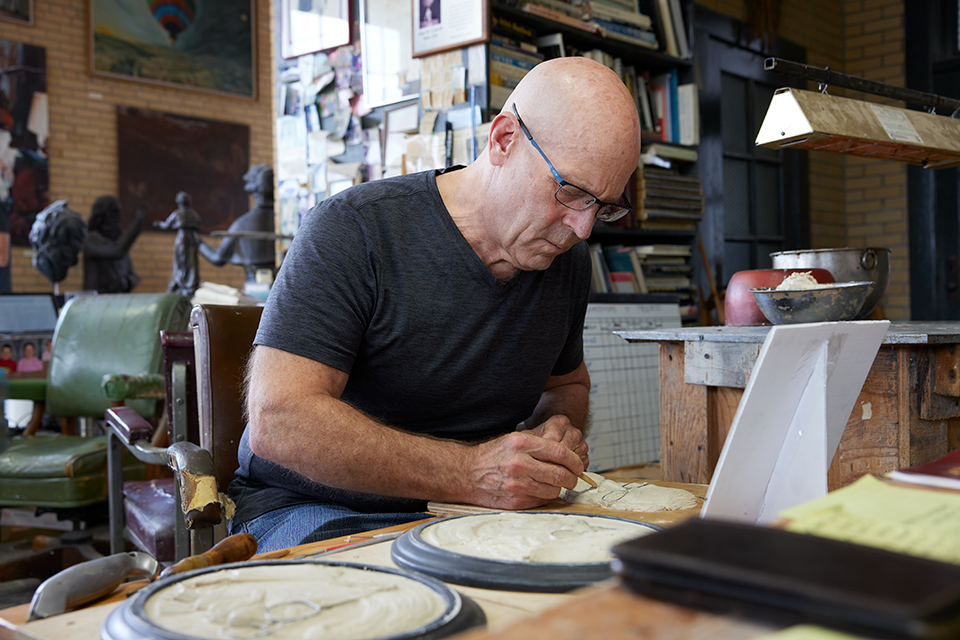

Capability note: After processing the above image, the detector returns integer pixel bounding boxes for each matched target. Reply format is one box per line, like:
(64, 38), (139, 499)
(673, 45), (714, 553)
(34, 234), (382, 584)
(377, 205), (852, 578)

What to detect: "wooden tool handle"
(158, 533), (258, 580)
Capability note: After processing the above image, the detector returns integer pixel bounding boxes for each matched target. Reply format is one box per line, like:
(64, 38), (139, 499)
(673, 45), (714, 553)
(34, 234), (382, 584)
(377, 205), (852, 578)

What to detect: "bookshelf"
(487, 0), (702, 324)
(491, 2), (692, 75)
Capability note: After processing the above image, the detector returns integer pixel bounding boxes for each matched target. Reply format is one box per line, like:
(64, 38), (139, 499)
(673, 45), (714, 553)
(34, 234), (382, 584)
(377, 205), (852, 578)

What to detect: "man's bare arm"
(246, 345), (587, 510)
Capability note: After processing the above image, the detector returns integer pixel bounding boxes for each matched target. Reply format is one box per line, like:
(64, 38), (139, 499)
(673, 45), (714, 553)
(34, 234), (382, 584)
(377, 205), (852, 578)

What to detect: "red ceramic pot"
(724, 268), (835, 326)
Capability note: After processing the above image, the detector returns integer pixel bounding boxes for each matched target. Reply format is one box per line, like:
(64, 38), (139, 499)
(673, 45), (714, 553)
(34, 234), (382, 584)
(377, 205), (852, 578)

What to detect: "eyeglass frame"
(512, 104), (632, 223)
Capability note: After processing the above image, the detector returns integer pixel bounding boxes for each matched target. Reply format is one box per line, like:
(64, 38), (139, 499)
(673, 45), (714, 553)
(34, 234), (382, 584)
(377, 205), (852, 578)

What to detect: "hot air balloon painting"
(90, 0), (254, 98)
(148, 0), (196, 44)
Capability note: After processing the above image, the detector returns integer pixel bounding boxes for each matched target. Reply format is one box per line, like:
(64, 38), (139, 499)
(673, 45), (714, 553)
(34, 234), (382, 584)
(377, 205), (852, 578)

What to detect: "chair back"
(190, 304), (263, 493)
(160, 330), (199, 446)
(46, 293), (191, 419)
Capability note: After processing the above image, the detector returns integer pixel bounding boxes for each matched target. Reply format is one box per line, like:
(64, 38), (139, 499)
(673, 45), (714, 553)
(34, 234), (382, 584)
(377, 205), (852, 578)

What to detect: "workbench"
(0, 479), (781, 640)
(618, 322), (960, 489)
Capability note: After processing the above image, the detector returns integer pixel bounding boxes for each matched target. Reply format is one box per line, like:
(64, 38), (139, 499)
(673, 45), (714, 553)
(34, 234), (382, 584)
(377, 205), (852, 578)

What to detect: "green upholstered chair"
(0, 293), (191, 516)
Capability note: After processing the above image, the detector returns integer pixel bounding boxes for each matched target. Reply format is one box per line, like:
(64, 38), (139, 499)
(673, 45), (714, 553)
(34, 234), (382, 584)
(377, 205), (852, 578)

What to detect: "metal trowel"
(27, 551), (159, 621)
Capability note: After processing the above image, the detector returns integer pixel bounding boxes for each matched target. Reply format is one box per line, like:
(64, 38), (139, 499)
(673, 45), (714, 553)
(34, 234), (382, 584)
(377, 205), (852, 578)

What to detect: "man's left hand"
(523, 414), (589, 468)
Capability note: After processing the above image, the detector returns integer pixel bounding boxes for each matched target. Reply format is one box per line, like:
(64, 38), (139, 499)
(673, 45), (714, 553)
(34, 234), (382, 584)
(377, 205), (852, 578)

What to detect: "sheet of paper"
(779, 475), (960, 564)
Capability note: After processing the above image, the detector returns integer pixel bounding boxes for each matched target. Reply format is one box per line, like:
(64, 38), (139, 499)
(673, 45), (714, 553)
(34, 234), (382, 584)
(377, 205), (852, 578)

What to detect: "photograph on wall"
(0, 0), (32, 24)
(90, 0), (255, 98)
(0, 38), (48, 247)
(411, 0), (488, 58)
(116, 106), (250, 233)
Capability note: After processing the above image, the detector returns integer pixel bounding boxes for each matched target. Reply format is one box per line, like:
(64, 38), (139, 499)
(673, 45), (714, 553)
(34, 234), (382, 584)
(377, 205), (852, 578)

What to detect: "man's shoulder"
(335, 171), (435, 209)
(309, 171), (439, 232)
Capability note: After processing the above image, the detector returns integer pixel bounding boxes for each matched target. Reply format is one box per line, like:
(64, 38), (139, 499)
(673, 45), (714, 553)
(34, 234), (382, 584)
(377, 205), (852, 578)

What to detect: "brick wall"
(696, 0), (909, 319)
(1, 1), (276, 294)
(843, 0), (908, 318)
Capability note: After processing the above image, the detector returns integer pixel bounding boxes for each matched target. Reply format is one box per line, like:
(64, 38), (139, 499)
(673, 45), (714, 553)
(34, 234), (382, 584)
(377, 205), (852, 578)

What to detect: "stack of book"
(640, 0), (690, 58)
(578, 0), (659, 50)
(495, 0), (686, 58)
(633, 244), (697, 316)
(513, 0), (601, 33)
(635, 165), (703, 231)
(489, 35), (545, 110)
(588, 243), (697, 315)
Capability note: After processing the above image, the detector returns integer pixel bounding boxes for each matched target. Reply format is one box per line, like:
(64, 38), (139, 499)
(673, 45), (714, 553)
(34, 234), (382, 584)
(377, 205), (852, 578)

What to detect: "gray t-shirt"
(230, 168), (591, 521)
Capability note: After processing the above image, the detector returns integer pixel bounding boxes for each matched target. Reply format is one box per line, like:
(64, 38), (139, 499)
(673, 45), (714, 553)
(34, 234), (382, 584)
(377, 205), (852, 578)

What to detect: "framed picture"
(279, 0), (351, 59)
(360, 0), (419, 108)
(116, 106), (250, 233)
(0, 38), (48, 247)
(0, 0), (32, 25)
(412, 0), (488, 58)
(89, 0), (256, 98)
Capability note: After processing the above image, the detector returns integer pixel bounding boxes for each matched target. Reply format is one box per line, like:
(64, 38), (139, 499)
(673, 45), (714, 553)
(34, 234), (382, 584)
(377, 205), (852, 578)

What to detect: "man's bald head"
(440, 57), (643, 278)
(503, 57), (641, 171)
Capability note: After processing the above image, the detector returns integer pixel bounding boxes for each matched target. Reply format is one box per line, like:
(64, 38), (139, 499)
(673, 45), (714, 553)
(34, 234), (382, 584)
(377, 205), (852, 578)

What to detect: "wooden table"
(0, 479), (781, 640)
(618, 322), (960, 490)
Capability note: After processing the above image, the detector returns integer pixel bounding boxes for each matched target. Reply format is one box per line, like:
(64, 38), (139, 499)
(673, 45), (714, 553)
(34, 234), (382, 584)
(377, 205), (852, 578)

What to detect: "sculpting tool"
(293, 531), (404, 560)
(578, 472), (598, 487)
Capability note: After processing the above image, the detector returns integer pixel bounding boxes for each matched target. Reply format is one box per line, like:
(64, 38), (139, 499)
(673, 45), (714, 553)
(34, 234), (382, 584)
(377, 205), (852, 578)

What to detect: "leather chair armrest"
(6, 377), (47, 402)
(101, 373), (165, 403)
(105, 406), (156, 445)
(167, 441), (222, 529)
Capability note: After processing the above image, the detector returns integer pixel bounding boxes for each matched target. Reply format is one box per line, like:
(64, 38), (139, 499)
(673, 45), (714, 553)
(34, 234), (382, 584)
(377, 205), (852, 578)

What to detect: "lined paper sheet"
(779, 474), (960, 565)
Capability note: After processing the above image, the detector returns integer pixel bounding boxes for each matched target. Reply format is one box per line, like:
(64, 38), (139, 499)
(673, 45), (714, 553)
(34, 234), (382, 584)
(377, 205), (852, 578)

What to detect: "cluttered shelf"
(491, 1), (693, 74)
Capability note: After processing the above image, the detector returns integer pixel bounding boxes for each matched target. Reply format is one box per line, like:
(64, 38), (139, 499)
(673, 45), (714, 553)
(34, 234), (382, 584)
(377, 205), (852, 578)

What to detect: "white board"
(584, 300), (681, 471)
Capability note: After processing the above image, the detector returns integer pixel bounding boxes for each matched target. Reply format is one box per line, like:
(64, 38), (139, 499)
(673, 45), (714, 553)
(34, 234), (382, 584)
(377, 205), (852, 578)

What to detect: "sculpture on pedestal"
(83, 195), (148, 293)
(28, 200), (86, 293)
(199, 164), (276, 282)
(155, 191), (202, 297)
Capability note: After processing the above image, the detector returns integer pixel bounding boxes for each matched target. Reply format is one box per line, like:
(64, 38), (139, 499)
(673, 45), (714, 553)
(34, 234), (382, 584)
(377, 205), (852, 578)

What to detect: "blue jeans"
(231, 503), (430, 554)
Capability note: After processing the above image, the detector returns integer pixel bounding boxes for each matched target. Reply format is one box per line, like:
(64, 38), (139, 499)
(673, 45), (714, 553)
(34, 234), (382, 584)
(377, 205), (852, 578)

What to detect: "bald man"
(232, 57), (642, 552)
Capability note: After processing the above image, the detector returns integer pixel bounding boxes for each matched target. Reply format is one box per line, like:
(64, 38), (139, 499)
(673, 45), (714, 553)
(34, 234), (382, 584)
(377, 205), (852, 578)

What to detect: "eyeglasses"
(512, 104), (632, 223)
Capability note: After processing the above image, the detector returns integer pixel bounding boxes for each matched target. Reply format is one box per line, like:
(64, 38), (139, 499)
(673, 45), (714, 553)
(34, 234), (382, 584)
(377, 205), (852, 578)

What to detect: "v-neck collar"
(430, 168), (529, 294)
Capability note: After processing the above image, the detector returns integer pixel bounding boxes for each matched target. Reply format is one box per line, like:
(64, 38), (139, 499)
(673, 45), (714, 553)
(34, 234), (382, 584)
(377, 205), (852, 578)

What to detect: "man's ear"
(487, 110), (519, 167)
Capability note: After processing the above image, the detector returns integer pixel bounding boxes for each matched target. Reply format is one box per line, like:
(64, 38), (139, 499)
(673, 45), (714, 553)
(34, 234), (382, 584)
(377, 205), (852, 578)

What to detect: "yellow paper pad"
(759, 624), (870, 639)
(778, 475), (960, 564)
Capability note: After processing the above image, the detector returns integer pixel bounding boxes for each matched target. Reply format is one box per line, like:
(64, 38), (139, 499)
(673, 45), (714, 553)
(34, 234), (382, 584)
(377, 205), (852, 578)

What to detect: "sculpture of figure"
(28, 200), (86, 291)
(83, 195), (149, 293)
(199, 164), (276, 282)
(155, 191), (202, 297)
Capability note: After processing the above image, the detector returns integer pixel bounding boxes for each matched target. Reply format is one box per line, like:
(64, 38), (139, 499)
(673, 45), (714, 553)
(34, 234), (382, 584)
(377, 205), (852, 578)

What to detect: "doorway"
(907, 0), (960, 319)
(694, 8), (808, 289)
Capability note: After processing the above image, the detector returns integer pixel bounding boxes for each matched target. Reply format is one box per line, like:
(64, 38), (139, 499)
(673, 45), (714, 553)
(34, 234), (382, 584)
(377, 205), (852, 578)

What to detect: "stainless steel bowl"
(750, 282), (873, 325)
(769, 248), (890, 318)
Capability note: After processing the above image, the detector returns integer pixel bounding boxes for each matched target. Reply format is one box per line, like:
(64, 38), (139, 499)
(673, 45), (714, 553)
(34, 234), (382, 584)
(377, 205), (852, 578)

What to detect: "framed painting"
(0, 0), (32, 25)
(116, 107), (250, 233)
(0, 38), (48, 246)
(279, 0), (351, 59)
(89, 0), (256, 98)
(412, 0), (488, 58)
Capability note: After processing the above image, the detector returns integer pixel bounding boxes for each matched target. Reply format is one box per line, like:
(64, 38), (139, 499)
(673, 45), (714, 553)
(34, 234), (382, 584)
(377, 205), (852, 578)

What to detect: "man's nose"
(565, 208), (595, 240)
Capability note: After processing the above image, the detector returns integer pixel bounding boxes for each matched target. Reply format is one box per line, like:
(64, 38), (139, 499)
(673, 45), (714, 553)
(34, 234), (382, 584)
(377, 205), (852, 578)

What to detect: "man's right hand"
(464, 430), (585, 510)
